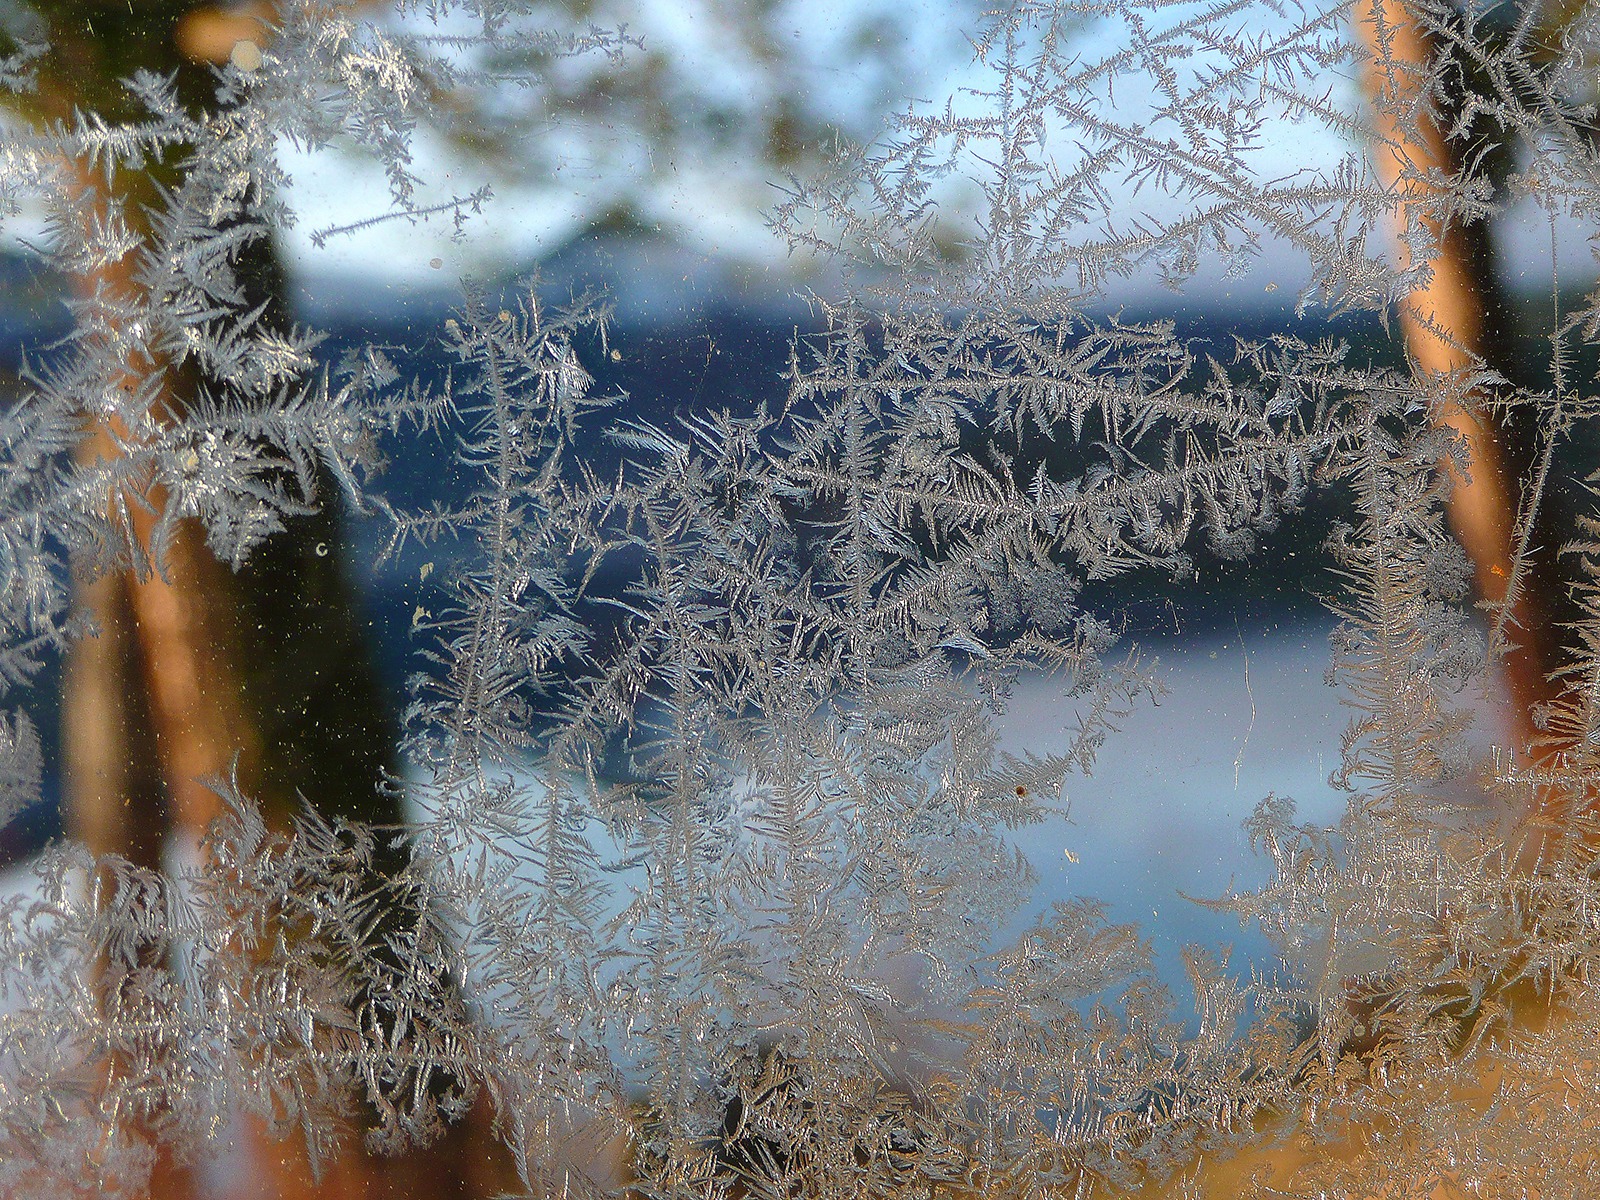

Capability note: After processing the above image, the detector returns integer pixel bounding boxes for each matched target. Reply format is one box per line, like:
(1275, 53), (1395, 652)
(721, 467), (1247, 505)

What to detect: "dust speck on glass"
(1, 0), (1599, 1196)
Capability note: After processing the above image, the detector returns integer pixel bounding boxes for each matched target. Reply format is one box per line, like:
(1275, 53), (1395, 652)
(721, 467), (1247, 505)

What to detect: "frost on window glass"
(1, 0), (1599, 1196)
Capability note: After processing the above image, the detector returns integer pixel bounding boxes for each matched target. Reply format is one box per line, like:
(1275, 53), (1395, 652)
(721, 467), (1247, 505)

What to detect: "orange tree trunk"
(18, 4), (509, 1196)
(1353, 0), (1565, 772)
(1128, 5), (1582, 1195)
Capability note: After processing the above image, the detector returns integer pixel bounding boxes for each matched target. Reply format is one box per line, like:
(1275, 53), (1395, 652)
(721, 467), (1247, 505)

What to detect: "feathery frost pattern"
(3, 0), (1600, 1194)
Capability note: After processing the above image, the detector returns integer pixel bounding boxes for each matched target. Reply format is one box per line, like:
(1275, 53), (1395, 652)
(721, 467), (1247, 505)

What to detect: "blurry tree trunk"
(1352, 0), (1563, 774)
(28, 4), (510, 1197)
(1138, 5), (1576, 1194)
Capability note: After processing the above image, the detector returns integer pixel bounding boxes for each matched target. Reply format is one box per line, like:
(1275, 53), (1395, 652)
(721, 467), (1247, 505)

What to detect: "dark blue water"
(0, 248), (1392, 920)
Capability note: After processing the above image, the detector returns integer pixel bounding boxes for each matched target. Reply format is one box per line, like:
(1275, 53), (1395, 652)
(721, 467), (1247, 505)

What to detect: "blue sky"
(279, 0), (982, 286)
(2, 0), (1590, 305)
(277, 0), (1378, 299)
(271, 0), (1593, 309)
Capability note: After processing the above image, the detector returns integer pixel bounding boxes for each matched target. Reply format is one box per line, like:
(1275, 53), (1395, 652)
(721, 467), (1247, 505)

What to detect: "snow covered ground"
(0, 614), (1350, 991)
(994, 616), (1349, 990)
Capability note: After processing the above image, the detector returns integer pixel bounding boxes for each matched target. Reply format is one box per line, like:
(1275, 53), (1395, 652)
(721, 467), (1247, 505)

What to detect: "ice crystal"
(3, 0), (1600, 1195)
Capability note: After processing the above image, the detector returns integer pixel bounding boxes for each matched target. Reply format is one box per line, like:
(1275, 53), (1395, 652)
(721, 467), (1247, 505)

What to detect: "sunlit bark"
(16, 4), (502, 1196)
(1352, 0), (1559, 775)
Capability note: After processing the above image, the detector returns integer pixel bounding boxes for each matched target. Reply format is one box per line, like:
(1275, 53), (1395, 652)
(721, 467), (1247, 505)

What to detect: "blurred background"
(2, 0), (1598, 994)
(3, 4), (1600, 1196)
(2, 8), (1600, 1196)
